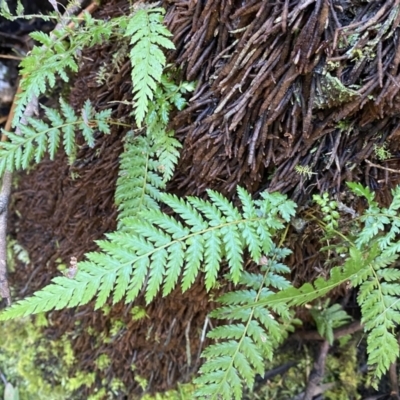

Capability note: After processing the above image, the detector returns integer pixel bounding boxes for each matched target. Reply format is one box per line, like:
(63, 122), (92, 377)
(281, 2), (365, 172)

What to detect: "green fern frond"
(14, 45), (78, 126)
(1, 99), (111, 175)
(315, 184), (400, 379)
(0, 188), (296, 320)
(357, 261), (400, 379)
(11, 6), (175, 127)
(144, 75), (193, 181)
(309, 301), (351, 345)
(250, 245), (379, 309)
(115, 135), (165, 225)
(195, 249), (294, 400)
(344, 183), (400, 379)
(12, 11), (117, 126)
(125, 8), (175, 127)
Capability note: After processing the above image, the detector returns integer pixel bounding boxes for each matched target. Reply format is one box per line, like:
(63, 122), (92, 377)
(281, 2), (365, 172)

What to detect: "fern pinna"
(125, 7), (175, 127)
(115, 135), (165, 226)
(0, 98), (111, 175)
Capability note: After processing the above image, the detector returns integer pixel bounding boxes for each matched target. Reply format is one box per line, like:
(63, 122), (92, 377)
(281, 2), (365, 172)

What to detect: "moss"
(324, 342), (361, 400)
(0, 315), (72, 399)
(140, 383), (196, 400)
(314, 72), (359, 110)
(0, 314), (128, 399)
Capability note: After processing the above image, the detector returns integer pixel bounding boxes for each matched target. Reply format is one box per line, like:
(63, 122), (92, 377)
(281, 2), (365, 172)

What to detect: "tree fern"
(3, 0), (400, 392)
(0, 188), (296, 319)
(195, 248), (295, 400)
(1, 98), (111, 175)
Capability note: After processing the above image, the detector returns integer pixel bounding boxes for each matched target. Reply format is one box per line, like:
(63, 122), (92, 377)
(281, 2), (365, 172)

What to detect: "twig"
(365, 159), (400, 174)
(0, 54), (23, 61)
(292, 321), (363, 341)
(302, 340), (330, 400)
(389, 335), (400, 400)
(0, 85), (22, 305)
(185, 318), (192, 369)
(255, 361), (297, 391)
(389, 361), (399, 400)
(0, 0), (95, 305)
(195, 315), (209, 369)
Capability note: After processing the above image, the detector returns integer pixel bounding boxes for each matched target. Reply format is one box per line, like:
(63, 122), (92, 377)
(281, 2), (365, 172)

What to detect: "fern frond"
(13, 16), (114, 126)
(357, 260), (400, 379)
(309, 302), (351, 345)
(316, 184), (400, 379)
(14, 44), (78, 126)
(153, 131), (182, 182)
(115, 135), (165, 225)
(0, 188), (296, 319)
(125, 8), (175, 127)
(251, 246), (379, 309)
(195, 250), (294, 400)
(143, 75), (193, 182)
(1, 99), (111, 175)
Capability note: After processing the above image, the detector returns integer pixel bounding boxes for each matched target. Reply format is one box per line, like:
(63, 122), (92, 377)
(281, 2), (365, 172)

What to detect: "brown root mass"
(166, 0), (400, 201)
(7, 0), (400, 397)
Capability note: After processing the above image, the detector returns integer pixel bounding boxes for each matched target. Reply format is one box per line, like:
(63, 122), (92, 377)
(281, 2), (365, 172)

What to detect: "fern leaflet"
(144, 74), (194, 181)
(1, 98), (111, 175)
(346, 182), (400, 379)
(115, 135), (165, 226)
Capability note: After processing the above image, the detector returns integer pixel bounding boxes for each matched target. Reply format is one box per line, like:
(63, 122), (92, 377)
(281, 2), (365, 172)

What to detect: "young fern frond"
(125, 7), (175, 127)
(1, 98), (111, 175)
(0, 188), (296, 320)
(309, 301), (352, 345)
(195, 248), (294, 400)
